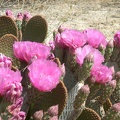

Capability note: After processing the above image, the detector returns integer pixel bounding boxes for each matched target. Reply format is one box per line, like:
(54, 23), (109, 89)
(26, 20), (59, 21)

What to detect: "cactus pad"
(103, 98), (112, 113)
(0, 16), (18, 38)
(94, 96), (112, 113)
(77, 107), (101, 120)
(23, 15), (47, 42)
(111, 79), (120, 103)
(33, 81), (67, 116)
(0, 34), (20, 68)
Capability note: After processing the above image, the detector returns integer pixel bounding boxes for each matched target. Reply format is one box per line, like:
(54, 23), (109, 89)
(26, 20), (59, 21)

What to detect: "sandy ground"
(0, 0), (120, 42)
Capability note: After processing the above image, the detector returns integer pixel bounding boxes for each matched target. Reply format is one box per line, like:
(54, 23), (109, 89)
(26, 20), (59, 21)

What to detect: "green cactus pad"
(91, 96), (112, 113)
(94, 96), (112, 113)
(0, 16), (18, 38)
(23, 15), (47, 42)
(77, 107), (101, 120)
(33, 81), (67, 116)
(103, 98), (112, 113)
(111, 79), (120, 103)
(0, 34), (20, 68)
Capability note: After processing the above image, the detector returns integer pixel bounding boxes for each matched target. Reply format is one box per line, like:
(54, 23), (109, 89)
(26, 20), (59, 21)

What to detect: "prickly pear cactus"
(23, 15), (48, 42)
(0, 11), (120, 120)
(0, 16), (18, 38)
(77, 107), (101, 120)
(111, 72), (120, 103)
(0, 34), (20, 68)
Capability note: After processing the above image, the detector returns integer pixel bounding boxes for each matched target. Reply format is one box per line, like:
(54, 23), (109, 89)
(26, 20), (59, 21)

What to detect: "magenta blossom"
(6, 10), (15, 19)
(58, 25), (69, 33)
(47, 105), (58, 116)
(9, 111), (26, 120)
(28, 59), (61, 92)
(48, 41), (55, 50)
(55, 29), (86, 49)
(23, 12), (32, 21)
(75, 45), (104, 67)
(0, 53), (12, 68)
(114, 31), (120, 47)
(13, 41), (51, 63)
(16, 13), (23, 21)
(0, 67), (22, 96)
(91, 64), (113, 84)
(5, 83), (23, 103)
(7, 97), (23, 115)
(83, 29), (107, 48)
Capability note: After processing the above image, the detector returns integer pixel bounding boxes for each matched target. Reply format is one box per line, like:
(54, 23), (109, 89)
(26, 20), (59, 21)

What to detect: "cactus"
(0, 34), (20, 68)
(104, 40), (114, 62)
(98, 80), (116, 105)
(77, 107), (101, 120)
(102, 102), (120, 120)
(111, 72), (120, 103)
(1, 12), (120, 120)
(29, 81), (67, 119)
(103, 98), (112, 113)
(23, 15), (48, 43)
(0, 16), (18, 38)
(67, 85), (90, 120)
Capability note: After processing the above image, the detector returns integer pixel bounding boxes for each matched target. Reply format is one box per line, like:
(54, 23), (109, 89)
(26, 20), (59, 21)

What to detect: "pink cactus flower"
(7, 97), (23, 115)
(13, 41), (51, 63)
(91, 64), (113, 84)
(83, 29), (107, 48)
(58, 25), (69, 33)
(47, 105), (58, 117)
(48, 41), (55, 50)
(112, 102), (120, 112)
(6, 10), (15, 19)
(5, 83), (23, 103)
(23, 12), (32, 21)
(75, 45), (104, 67)
(48, 53), (55, 61)
(33, 110), (43, 120)
(0, 53), (12, 68)
(0, 67), (22, 96)
(28, 59), (61, 92)
(114, 31), (120, 47)
(9, 111), (26, 120)
(54, 29), (86, 49)
(16, 13), (23, 21)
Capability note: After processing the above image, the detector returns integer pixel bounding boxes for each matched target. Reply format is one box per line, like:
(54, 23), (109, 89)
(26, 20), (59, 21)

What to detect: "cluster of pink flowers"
(54, 28), (107, 50)
(6, 10), (32, 21)
(13, 41), (62, 92)
(13, 41), (51, 63)
(53, 27), (114, 84)
(0, 67), (22, 96)
(0, 51), (24, 118)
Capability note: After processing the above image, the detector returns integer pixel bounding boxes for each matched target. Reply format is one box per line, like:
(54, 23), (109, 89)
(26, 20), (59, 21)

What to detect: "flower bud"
(115, 71), (120, 79)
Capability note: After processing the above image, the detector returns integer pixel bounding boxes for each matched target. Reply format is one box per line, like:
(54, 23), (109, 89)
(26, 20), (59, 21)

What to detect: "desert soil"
(0, 0), (120, 42)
